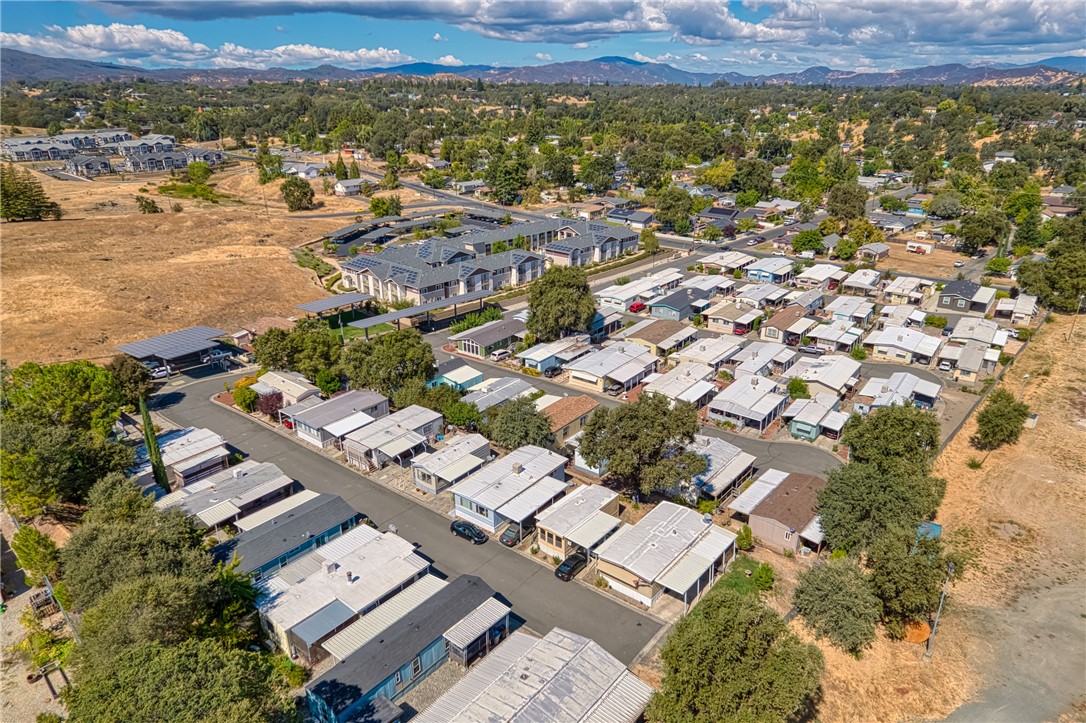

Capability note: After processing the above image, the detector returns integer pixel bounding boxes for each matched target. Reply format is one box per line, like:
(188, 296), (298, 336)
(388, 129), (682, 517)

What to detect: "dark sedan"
(450, 519), (487, 545)
(555, 551), (588, 581)
(499, 524), (534, 547)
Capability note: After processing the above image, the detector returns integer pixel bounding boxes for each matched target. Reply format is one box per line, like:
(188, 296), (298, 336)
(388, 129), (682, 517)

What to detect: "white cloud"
(534, 52), (553, 62)
(571, 42), (590, 49)
(0, 22), (415, 68)
(432, 32), (445, 42)
(433, 54), (464, 66)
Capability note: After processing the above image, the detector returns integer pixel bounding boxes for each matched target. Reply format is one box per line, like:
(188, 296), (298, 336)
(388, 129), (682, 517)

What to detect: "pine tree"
(139, 396), (169, 490)
(0, 164), (62, 221)
(334, 155), (348, 180)
(348, 160), (360, 179)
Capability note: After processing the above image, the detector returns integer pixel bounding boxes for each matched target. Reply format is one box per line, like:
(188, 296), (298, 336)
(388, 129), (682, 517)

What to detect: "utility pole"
(923, 561), (955, 662)
(1067, 294), (1085, 342)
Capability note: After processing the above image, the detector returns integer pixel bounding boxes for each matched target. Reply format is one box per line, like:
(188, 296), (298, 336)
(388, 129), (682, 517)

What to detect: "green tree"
(793, 558), (881, 655)
(11, 525), (59, 587)
(835, 236), (859, 260)
(252, 319), (340, 382)
(46, 121), (63, 137)
(841, 404), (941, 472)
(233, 385), (259, 412)
(483, 396), (554, 449)
(65, 639), (294, 723)
(701, 224), (722, 241)
(369, 194), (403, 217)
(333, 154), (348, 180)
(314, 368), (340, 396)
(0, 164), (63, 221)
(139, 395), (168, 491)
(697, 160), (736, 191)
(971, 388), (1030, 450)
(579, 153), (616, 192)
(348, 159), (360, 179)
(647, 587), (823, 723)
(135, 195), (162, 214)
(827, 182), (867, 221)
(526, 266), (597, 341)
(929, 191), (963, 219)
(791, 229), (824, 254)
(654, 185), (693, 230)
(444, 400), (482, 429)
(280, 176), (315, 211)
(105, 354), (154, 406)
(752, 562), (775, 591)
(254, 143), (282, 185)
(959, 208), (1010, 256)
(879, 195), (908, 212)
(1016, 216), (1086, 311)
(578, 395), (706, 495)
(83, 472), (153, 525)
(640, 227), (660, 254)
(986, 256), (1012, 275)
(186, 161), (212, 185)
(341, 328), (435, 397)
(732, 158), (773, 197)
(787, 377), (811, 399)
(867, 531), (957, 639)
(736, 524), (753, 551)
(1014, 208), (1043, 249)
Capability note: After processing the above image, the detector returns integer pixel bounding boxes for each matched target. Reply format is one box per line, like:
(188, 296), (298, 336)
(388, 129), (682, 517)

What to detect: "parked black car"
(499, 523), (534, 547)
(451, 519), (487, 545)
(555, 551), (588, 581)
(542, 365), (562, 379)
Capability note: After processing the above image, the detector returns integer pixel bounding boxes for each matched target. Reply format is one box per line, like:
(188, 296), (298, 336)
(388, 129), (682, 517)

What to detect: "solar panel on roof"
(116, 326), (226, 360)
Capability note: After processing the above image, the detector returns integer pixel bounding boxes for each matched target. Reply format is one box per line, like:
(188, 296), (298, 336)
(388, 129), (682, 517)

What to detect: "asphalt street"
(156, 373), (662, 665)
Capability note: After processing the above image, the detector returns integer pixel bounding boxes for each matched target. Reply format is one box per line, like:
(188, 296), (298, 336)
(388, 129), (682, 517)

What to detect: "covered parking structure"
(347, 289), (493, 339)
(116, 326), (226, 370)
(296, 292), (373, 339)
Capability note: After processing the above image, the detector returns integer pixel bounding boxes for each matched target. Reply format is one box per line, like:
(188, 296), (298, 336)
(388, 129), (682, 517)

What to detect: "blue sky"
(1, 1), (1083, 74)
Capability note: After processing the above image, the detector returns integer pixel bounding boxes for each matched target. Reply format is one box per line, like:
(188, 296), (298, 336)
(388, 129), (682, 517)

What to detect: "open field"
(877, 245), (964, 279)
(1, 171), (348, 364)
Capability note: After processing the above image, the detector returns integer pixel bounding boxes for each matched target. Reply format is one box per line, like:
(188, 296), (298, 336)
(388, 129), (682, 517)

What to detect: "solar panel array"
(116, 326), (225, 360)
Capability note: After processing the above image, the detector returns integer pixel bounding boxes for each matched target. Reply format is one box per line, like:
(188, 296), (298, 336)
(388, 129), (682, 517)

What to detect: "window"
(784, 530), (793, 541)
(444, 638), (450, 653)
(957, 300), (966, 309)
(412, 657), (422, 678)
(475, 503), (489, 516)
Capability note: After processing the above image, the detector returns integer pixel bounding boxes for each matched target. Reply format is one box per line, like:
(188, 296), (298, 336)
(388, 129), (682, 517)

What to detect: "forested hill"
(1, 48), (1081, 87)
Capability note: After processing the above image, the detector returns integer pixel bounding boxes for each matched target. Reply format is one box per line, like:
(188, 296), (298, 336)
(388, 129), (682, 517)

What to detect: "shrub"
(924, 315), (949, 329)
(552, 555), (561, 566)
(850, 346), (868, 360)
(697, 498), (717, 514)
(270, 654), (308, 687)
(793, 559), (880, 655)
(530, 545), (539, 555)
(966, 457), (983, 469)
(736, 524), (753, 551)
(615, 276), (631, 285)
(233, 386), (259, 412)
(752, 563), (775, 591)
(1014, 327), (1033, 341)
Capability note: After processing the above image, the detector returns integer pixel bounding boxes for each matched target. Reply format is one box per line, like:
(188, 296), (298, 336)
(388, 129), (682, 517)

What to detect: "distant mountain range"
(1, 48), (1082, 87)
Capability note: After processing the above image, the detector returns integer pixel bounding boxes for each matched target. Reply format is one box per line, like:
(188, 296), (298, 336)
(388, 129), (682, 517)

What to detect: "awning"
(800, 515), (824, 545)
(657, 527), (736, 594)
(293, 599), (356, 647)
(435, 454), (487, 483)
(729, 470), (788, 515)
(565, 511), (622, 551)
(324, 411), (374, 439)
(443, 597), (511, 649)
(378, 430), (425, 458)
(497, 476), (569, 524)
(196, 500), (241, 528)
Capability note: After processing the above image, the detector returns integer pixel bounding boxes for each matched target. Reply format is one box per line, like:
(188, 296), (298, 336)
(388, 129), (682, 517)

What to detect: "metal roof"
(443, 597), (512, 649)
(594, 502), (716, 583)
(496, 475), (570, 524)
(292, 390), (387, 430)
(450, 446), (567, 511)
(566, 511), (623, 550)
(674, 335), (744, 367)
(347, 289), (492, 330)
(462, 376), (536, 412)
(728, 468), (788, 515)
(656, 525), (736, 594)
(293, 598), (356, 646)
(295, 292), (373, 314)
(415, 628), (653, 723)
(116, 325), (225, 360)
(321, 575), (448, 661)
(233, 489), (320, 531)
(535, 485), (618, 538)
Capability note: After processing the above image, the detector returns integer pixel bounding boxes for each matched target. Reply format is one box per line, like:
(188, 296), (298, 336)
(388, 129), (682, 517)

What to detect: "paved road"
(155, 374), (662, 665)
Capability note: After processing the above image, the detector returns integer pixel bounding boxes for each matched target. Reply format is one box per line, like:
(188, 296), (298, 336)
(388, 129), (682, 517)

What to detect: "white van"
(490, 349), (512, 362)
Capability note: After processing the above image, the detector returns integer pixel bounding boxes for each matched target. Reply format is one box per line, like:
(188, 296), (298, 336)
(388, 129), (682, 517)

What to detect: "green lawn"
(330, 322), (394, 341)
(716, 555), (762, 596)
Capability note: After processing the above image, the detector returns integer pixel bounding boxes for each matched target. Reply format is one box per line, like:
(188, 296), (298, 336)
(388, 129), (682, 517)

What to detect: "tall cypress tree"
(139, 396), (169, 489)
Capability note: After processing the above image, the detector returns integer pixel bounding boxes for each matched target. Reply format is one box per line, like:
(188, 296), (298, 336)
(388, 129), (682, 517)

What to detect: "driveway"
(155, 374), (662, 665)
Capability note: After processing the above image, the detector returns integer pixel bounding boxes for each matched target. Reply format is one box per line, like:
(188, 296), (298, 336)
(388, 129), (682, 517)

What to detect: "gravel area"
(397, 661), (468, 720)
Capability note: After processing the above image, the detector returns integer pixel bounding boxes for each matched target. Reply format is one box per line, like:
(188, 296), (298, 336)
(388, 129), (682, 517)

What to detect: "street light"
(923, 560), (955, 662)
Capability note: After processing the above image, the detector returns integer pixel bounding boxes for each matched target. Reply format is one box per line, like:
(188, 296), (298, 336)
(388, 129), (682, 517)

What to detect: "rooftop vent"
(512, 462), (523, 475)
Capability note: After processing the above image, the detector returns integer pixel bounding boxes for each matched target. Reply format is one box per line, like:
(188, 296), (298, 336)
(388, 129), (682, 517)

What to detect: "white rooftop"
(154, 460), (293, 527)
(736, 283), (789, 306)
(138, 426), (226, 470)
(729, 468), (788, 515)
(644, 362), (715, 403)
(516, 335), (591, 364)
(535, 485), (619, 539)
(797, 264), (845, 284)
(595, 501), (722, 583)
(411, 434), (489, 481)
(564, 342), (656, 383)
(343, 404), (442, 452)
(674, 335), (744, 366)
(746, 257), (793, 275)
(233, 489), (321, 532)
(702, 250), (755, 269)
(710, 375), (786, 419)
(825, 295), (875, 320)
(450, 445), (567, 511)
(949, 317), (1008, 347)
(732, 341), (795, 377)
(596, 270), (683, 304)
(258, 370), (319, 400)
(866, 326), (943, 357)
(689, 435), (757, 497)
(842, 268), (882, 290)
(857, 372), (942, 407)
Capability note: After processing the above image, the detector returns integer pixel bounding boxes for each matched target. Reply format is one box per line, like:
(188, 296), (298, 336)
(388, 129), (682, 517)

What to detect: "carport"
(346, 289), (492, 339)
(495, 476), (570, 545)
(296, 292), (373, 341)
(116, 326), (226, 371)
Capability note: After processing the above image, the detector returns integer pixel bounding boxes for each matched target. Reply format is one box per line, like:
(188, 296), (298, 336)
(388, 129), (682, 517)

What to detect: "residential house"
(535, 485), (621, 560)
(424, 158), (451, 170)
(706, 375), (788, 432)
(881, 276), (934, 306)
(154, 461), (294, 530)
(283, 161), (327, 178)
(252, 370), (322, 407)
(411, 434), (490, 495)
(745, 257), (795, 284)
(705, 301), (762, 336)
(0, 140), (73, 161)
(731, 341), (797, 378)
(453, 179), (485, 194)
(688, 435), (757, 500)
(854, 372), (941, 414)
(938, 280), (997, 316)
(333, 178), (365, 196)
(291, 390), (390, 449)
(878, 304), (928, 330)
(231, 490), (321, 534)
(841, 268), (881, 296)
(343, 405), (444, 470)
(824, 295), (875, 327)
(615, 318), (697, 356)
(64, 155), (111, 177)
(258, 525), (430, 665)
(543, 222), (638, 267)
(937, 341), (1000, 383)
(595, 502), (737, 609)
(673, 335), (744, 371)
(516, 335), (592, 372)
(821, 233), (842, 256)
(428, 358), (483, 392)
(605, 208), (654, 229)
(782, 395), (848, 441)
(787, 355), (862, 398)
(462, 377), (537, 413)
(231, 317), (296, 350)
(648, 287), (713, 321)
(115, 134), (176, 155)
(759, 306), (816, 346)
(786, 288), (825, 313)
(643, 362), (717, 408)
(415, 627), (654, 723)
(948, 317), (1010, 348)
(857, 242), (891, 261)
(594, 270), (683, 311)
(186, 149), (224, 166)
(213, 493), (364, 580)
(450, 445), (569, 534)
(995, 294), (1038, 326)
(734, 283), (790, 310)
(450, 318), (526, 358)
(865, 327), (943, 365)
(564, 342), (658, 392)
(543, 395), (599, 447)
(701, 250), (755, 274)
(306, 576), (510, 723)
(795, 264), (848, 291)
(807, 319), (864, 352)
(121, 152), (189, 173)
(132, 427), (229, 493)
(730, 470), (826, 554)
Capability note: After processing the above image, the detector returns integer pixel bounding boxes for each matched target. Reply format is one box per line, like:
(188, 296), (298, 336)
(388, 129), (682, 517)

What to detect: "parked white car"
(490, 349), (512, 362)
(200, 349), (231, 364)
